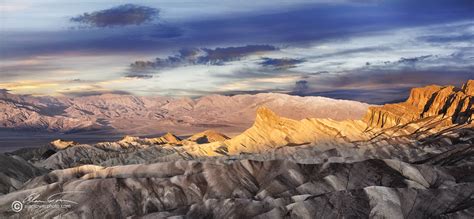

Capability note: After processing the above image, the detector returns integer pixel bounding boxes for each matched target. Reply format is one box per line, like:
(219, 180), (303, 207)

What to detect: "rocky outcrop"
(0, 154), (46, 194)
(186, 130), (229, 144)
(148, 132), (181, 144)
(463, 79), (474, 96)
(364, 80), (473, 128)
(220, 107), (369, 155)
(50, 139), (77, 150)
(1, 159), (472, 218)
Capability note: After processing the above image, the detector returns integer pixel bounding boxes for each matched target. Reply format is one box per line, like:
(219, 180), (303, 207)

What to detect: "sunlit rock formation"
(364, 80), (473, 128)
(186, 130), (230, 144)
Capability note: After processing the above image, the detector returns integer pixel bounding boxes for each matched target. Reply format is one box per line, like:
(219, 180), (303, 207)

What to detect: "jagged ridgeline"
(0, 80), (473, 218)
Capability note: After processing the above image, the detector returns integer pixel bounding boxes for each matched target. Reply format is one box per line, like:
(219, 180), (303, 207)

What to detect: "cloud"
(199, 45), (278, 65)
(309, 47), (392, 60)
(0, 88), (11, 93)
(60, 90), (132, 97)
(306, 88), (411, 104)
(70, 4), (160, 28)
(259, 58), (305, 69)
(297, 67), (473, 103)
(124, 73), (154, 79)
(216, 88), (287, 96)
(418, 34), (474, 44)
(129, 48), (202, 72)
(328, 69), (472, 89)
(0, 59), (63, 80)
(213, 66), (299, 80)
(2, 1), (473, 60)
(396, 55), (434, 65)
(292, 80), (309, 95)
(128, 45), (278, 75)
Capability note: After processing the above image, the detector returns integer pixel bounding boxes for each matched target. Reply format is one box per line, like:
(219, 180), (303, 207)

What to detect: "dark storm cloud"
(259, 58), (305, 69)
(128, 45), (278, 75)
(70, 4), (160, 28)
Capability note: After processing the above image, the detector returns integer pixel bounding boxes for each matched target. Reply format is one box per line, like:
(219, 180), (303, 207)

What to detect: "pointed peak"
(256, 106), (279, 120)
(120, 135), (139, 143)
(187, 130), (230, 143)
(161, 132), (181, 143)
(462, 80), (474, 96)
(50, 139), (77, 150)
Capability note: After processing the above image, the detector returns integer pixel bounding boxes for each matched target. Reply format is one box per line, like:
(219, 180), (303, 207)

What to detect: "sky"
(0, 0), (473, 103)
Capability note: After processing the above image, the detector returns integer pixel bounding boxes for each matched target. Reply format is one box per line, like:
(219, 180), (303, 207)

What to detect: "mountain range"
(0, 92), (369, 136)
(0, 80), (472, 218)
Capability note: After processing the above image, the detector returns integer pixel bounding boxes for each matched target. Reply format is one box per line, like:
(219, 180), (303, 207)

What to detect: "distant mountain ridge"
(0, 92), (369, 135)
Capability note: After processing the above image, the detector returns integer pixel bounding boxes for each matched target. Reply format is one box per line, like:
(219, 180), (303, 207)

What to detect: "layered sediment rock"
(0, 159), (472, 218)
(0, 154), (46, 194)
(186, 130), (230, 144)
(222, 107), (369, 155)
(50, 139), (77, 150)
(364, 80), (473, 128)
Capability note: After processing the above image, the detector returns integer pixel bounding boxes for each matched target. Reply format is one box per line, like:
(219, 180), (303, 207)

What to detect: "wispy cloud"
(60, 89), (132, 97)
(259, 57), (305, 69)
(127, 45), (278, 77)
(70, 4), (160, 28)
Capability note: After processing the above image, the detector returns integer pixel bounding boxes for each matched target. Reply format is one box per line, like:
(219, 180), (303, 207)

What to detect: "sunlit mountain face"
(1, 0), (473, 103)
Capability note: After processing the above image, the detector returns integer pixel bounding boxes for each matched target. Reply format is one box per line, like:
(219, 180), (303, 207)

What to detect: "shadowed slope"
(0, 159), (472, 218)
